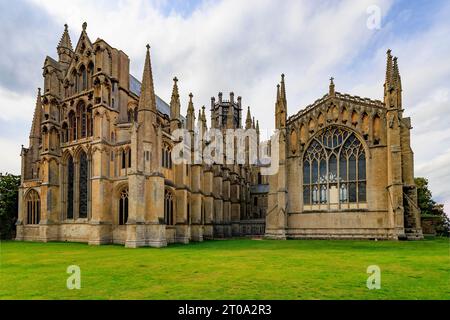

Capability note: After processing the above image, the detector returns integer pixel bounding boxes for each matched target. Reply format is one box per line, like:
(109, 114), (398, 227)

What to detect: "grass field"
(0, 238), (449, 300)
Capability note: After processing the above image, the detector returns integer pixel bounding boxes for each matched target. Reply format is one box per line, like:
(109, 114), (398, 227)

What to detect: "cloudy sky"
(0, 0), (449, 212)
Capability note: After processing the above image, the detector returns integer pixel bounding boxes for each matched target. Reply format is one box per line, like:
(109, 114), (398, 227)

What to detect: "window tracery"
(303, 126), (366, 207)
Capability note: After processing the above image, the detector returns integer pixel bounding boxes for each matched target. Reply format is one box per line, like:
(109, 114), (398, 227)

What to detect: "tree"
(0, 173), (20, 239)
(415, 177), (449, 236)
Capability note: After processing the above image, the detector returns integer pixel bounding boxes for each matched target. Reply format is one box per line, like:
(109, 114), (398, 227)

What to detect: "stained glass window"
(303, 126), (366, 207)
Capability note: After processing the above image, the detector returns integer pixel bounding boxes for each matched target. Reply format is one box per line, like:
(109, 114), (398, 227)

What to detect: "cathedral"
(16, 23), (422, 247)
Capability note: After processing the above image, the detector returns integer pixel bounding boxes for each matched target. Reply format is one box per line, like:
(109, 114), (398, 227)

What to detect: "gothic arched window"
(121, 149), (126, 169)
(303, 126), (366, 207)
(164, 190), (174, 225)
(80, 65), (87, 91)
(119, 188), (129, 225)
(162, 145), (172, 169)
(79, 151), (88, 218)
(62, 122), (68, 143)
(68, 111), (76, 141)
(87, 62), (94, 88)
(26, 190), (40, 225)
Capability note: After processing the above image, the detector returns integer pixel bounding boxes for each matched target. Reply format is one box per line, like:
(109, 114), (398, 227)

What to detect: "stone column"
(89, 147), (112, 245)
(190, 164), (203, 241)
(222, 169), (231, 237)
(203, 167), (214, 239)
(175, 188), (190, 244)
(213, 165), (224, 238)
(230, 175), (241, 236)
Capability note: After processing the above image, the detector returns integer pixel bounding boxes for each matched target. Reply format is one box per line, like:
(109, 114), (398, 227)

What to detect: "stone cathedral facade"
(17, 24), (422, 247)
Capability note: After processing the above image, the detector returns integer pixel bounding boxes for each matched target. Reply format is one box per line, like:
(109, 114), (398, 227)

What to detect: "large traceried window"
(303, 126), (366, 208)
(26, 190), (40, 225)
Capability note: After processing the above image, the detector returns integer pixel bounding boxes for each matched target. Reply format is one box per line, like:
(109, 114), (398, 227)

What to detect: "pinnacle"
(57, 23), (73, 50)
(138, 44), (157, 111)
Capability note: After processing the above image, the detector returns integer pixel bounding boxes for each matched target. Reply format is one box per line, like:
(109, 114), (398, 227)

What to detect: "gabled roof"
(74, 22), (93, 55)
(44, 56), (60, 70)
(288, 91), (384, 123)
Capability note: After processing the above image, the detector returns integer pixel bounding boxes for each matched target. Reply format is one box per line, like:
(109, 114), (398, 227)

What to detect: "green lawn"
(0, 238), (449, 300)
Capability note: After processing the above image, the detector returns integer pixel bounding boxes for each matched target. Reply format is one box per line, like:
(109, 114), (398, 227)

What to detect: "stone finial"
(146, 43), (150, 50)
(64, 24), (68, 31)
(329, 76), (335, 96)
(82, 22), (87, 31)
(173, 76), (178, 83)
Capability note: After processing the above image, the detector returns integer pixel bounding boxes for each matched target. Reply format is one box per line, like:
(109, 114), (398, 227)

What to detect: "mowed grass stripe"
(0, 238), (449, 299)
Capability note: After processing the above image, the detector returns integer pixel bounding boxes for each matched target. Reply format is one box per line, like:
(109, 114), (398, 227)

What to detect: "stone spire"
(138, 44), (157, 112)
(29, 88), (42, 140)
(252, 117), (256, 129)
(57, 24), (73, 66)
(256, 120), (260, 134)
(186, 93), (195, 131)
(201, 105), (207, 131)
(276, 84), (281, 106)
(393, 57), (402, 92)
(197, 109), (202, 127)
(280, 73), (287, 106)
(170, 76), (180, 120)
(393, 56), (403, 110)
(245, 106), (252, 129)
(275, 75), (287, 129)
(384, 49), (394, 94)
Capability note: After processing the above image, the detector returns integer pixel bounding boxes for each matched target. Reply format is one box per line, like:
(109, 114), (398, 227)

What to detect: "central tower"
(210, 92), (242, 129)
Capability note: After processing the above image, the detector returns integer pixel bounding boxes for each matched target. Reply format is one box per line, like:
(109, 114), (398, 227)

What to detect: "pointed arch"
(118, 186), (129, 225)
(25, 189), (40, 225)
(87, 61), (94, 88)
(302, 125), (367, 208)
(79, 64), (87, 91)
(164, 189), (174, 225)
(68, 110), (76, 141)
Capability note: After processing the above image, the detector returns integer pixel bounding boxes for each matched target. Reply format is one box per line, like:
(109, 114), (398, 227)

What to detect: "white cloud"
(0, 86), (36, 122)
